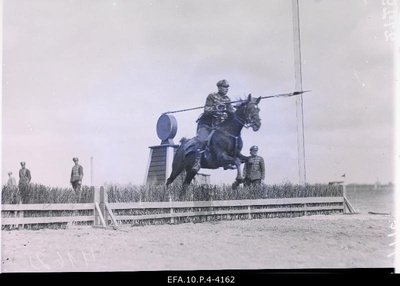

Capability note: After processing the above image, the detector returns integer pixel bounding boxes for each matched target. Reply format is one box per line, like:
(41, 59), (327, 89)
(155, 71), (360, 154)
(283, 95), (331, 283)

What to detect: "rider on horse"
(192, 79), (235, 172)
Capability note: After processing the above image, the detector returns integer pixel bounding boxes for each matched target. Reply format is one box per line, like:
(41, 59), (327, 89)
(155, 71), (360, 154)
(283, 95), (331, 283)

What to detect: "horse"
(166, 94), (262, 190)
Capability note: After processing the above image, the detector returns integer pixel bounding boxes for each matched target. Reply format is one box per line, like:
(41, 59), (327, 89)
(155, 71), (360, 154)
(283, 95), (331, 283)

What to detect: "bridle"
(233, 101), (261, 129)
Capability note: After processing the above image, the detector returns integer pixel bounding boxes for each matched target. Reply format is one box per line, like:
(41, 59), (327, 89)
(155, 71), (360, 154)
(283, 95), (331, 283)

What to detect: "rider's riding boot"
(192, 150), (202, 172)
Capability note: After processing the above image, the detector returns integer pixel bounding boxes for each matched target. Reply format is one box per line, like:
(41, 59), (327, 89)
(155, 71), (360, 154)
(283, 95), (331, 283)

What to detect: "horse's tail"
(167, 138), (187, 185)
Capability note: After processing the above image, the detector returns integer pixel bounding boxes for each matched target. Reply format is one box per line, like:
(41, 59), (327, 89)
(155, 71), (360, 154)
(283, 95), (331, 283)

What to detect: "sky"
(1, 0), (398, 188)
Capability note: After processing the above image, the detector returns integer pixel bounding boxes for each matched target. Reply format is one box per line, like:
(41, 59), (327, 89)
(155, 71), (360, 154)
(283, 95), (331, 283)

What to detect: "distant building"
(193, 173), (211, 185)
(328, 181), (344, 186)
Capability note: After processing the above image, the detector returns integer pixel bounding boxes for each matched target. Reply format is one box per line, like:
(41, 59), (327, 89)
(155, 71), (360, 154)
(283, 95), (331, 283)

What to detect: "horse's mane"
(234, 97), (249, 109)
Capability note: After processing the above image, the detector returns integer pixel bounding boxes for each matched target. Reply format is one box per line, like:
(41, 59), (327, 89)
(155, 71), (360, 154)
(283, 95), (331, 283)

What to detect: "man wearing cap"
(7, 172), (18, 203)
(193, 79), (235, 172)
(18, 162), (32, 203)
(70, 157), (84, 192)
(243, 145), (265, 187)
(7, 172), (17, 189)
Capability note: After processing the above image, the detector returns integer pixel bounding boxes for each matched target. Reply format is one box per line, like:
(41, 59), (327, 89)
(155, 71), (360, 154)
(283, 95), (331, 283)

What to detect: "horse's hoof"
(223, 164), (236, 170)
(236, 177), (244, 183)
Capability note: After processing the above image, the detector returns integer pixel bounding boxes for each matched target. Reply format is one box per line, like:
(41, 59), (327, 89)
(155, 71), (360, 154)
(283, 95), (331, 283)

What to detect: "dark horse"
(166, 94), (262, 189)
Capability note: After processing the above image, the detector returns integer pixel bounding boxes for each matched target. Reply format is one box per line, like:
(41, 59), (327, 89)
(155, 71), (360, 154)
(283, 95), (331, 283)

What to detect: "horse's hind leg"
(179, 168), (197, 200)
(183, 169), (197, 186)
(166, 161), (185, 186)
(166, 165), (184, 201)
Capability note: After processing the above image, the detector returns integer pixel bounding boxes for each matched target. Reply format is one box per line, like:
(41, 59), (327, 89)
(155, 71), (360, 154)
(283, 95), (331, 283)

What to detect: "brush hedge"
(1, 182), (342, 204)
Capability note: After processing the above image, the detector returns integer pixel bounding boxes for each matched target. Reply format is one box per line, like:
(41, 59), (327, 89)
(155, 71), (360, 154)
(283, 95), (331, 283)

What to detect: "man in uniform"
(18, 162), (32, 204)
(70, 157), (84, 193)
(7, 172), (17, 190)
(243, 145), (265, 187)
(7, 171), (19, 203)
(192, 79), (235, 172)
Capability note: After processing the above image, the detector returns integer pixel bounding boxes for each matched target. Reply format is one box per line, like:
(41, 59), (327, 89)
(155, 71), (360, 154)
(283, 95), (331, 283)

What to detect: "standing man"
(7, 172), (17, 189)
(193, 79), (235, 172)
(70, 157), (84, 193)
(7, 172), (18, 204)
(18, 162), (32, 203)
(243, 145), (265, 187)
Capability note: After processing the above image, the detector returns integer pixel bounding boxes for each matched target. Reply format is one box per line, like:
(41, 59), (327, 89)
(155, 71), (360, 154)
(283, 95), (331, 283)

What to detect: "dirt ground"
(1, 212), (396, 273)
(1, 188), (397, 273)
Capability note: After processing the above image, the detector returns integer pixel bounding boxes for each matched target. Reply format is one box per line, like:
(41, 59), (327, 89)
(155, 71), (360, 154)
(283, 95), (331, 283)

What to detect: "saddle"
(183, 129), (216, 157)
(182, 129), (237, 170)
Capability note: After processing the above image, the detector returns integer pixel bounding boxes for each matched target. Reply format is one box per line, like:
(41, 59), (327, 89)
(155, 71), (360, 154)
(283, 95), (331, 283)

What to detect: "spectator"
(243, 145), (265, 187)
(7, 172), (17, 189)
(70, 157), (84, 193)
(18, 162), (31, 204)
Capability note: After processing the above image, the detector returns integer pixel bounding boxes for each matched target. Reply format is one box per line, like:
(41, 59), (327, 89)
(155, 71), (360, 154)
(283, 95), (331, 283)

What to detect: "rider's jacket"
(243, 155), (265, 181)
(198, 92), (234, 127)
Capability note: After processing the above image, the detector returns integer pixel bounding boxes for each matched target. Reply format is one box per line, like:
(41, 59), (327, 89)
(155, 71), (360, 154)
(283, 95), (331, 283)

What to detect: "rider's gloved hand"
(215, 104), (226, 112)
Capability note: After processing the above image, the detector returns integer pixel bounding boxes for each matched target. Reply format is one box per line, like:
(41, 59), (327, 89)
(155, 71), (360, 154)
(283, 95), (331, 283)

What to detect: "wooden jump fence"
(1, 187), (352, 230)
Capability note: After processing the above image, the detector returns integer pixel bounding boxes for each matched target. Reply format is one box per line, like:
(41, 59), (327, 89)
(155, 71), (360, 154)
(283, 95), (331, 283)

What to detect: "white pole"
(91, 156), (93, 186)
(343, 175), (347, 213)
(292, 0), (307, 186)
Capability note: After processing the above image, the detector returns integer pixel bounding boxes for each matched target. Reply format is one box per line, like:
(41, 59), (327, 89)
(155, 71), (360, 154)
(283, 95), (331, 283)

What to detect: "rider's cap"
(216, 79), (229, 88)
(250, 145), (258, 151)
(73, 157), (79, 162)
(20, 161), (26, 166)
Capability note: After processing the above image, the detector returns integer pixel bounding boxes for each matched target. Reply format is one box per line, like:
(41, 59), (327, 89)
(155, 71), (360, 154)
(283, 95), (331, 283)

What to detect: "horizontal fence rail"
(1, 203), (94, 227)
(2, 203), (93, 211)
(2, 188), (345, 229)
(108, 197), (344, 210)
(2, 216), (94, 225)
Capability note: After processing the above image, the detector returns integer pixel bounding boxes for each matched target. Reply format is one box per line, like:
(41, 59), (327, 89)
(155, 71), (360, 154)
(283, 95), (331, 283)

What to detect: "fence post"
(94, 186), (100, 226)
(169, 196), (174, 224)
(93, 186), (107, 228)
(209, 189), (214, 221)
(248, 205), (252, 220)
(343, 183), (347, 214)
(100, 186), (107, 226)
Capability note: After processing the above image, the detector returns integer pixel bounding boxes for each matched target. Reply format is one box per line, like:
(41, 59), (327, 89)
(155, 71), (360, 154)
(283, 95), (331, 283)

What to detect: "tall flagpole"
(292, 0), (307, 186)
(91, 156), (93, 186)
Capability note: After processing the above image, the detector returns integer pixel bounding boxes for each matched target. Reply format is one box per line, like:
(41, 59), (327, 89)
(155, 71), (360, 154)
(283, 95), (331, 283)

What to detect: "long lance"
(162, 90), (311, 115)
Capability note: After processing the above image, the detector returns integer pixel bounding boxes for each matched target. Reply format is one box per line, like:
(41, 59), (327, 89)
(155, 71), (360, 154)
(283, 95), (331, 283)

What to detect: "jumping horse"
(166, 94), (262, 190)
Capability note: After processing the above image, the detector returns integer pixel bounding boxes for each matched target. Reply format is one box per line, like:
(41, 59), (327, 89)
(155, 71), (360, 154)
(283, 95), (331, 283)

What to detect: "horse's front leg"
(220, 152), (243, 182)
(237, 152), (249, 163)
(230, 157), (244, 190)
(233, 157), (243, 182)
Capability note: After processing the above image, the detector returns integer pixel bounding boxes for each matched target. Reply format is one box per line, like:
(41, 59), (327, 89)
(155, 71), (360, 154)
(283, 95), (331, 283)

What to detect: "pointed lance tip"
(292, 90), (311, 95)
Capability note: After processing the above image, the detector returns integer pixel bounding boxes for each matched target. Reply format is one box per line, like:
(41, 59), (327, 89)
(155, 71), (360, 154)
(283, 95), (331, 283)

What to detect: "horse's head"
(235, 94), (262, 131)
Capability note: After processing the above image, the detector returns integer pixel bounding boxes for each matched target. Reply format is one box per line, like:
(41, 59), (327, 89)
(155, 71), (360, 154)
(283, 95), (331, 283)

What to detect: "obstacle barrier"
(2, 186), (347, 230)
(105, 196), (344, 226)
